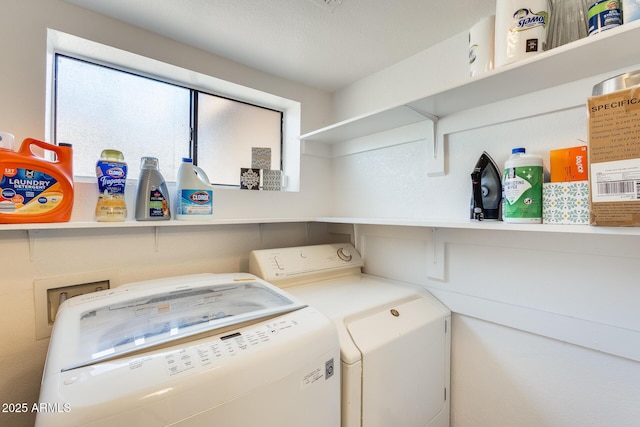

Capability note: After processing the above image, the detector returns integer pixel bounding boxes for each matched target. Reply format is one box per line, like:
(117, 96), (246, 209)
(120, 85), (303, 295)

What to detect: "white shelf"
(0, 217), (317, 232)
(301, 21), (640, 145)
(315, 217), (640, 236)
(4, 216), (640, 236)
(300, 105), (427, 144)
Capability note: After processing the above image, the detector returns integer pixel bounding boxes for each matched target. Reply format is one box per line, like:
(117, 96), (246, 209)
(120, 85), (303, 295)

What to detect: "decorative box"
(542, 181), (590, 224)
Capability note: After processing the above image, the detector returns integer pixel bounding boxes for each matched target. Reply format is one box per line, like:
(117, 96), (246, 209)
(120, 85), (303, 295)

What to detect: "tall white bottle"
(175, 158), (214, 221)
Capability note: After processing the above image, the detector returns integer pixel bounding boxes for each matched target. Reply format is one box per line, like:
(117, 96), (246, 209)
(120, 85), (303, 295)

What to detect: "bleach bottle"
(502, 147), (543, 223)
(0, 138), (74, 224)
(175, 158), (214, 220)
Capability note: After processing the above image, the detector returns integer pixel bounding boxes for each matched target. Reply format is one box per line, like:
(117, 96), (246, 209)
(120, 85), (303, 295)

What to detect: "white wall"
(0, 1), (338, 426)
(3, 1), (640, 426)
(330, 30), (640, 427)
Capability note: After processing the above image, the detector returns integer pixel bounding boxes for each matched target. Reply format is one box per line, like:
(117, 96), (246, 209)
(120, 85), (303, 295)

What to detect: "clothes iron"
(470, 151), (501, 221)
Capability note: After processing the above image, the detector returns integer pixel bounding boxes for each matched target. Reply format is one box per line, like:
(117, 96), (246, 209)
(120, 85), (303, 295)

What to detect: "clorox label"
(178, 189), (213, 215)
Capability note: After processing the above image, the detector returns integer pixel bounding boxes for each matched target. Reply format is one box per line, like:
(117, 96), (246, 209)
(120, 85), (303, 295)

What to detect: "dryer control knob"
(273, 256), (285, 270)
(337, 247), (352, 262)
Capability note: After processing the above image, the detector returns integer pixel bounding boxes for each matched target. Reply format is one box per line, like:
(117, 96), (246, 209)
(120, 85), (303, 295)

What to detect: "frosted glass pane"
(197, 93), (282, 186)
(55, 56), (190, 181)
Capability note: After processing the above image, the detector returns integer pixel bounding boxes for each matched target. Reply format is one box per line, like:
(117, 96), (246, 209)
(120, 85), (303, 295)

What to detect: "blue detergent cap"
(512, 147), (526, 154)
(182, 158), (193, 163)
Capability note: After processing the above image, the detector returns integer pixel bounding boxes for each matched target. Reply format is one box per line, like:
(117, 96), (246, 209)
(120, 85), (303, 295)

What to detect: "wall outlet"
(34, 270), (118, 339)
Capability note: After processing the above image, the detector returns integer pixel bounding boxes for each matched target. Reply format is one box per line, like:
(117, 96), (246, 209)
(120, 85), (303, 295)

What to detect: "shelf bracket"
(405, 106), (444, 177)
(27, 229), (39, 261)
(154, 227), (160, 252)
(426, 227), (446, 281)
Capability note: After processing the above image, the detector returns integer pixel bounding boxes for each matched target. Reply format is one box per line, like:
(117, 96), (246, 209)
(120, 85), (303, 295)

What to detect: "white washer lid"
(57, 276), (305, 371)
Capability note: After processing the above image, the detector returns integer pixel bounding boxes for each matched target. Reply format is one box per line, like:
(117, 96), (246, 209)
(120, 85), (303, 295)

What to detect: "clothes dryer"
(250, 244), (451, 427)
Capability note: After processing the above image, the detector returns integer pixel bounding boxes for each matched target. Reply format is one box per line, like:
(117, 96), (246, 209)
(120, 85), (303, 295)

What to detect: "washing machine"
(36, 273), (340, 426)
(249, 243), (451, 427)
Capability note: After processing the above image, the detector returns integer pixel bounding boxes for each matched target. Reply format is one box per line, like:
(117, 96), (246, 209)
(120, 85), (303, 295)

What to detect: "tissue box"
(543, 181), (590, 224)
(550, 145), (588, 182)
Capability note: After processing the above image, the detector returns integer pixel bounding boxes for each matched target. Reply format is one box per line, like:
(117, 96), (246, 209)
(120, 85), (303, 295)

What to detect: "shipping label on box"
(588, 86), (640, 226)
(543, 181), (590, 224)
(550, 145), (588, 182)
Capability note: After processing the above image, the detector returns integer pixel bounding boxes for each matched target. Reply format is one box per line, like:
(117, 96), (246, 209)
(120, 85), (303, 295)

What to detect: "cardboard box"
(542, 181), (590, 224)
(588, 85), (640, 226)
(550, 145), (588, 182)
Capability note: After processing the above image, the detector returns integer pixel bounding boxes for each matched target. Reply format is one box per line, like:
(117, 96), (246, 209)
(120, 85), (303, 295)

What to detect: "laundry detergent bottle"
(0, 138), (74, 224)
(175, 158), (214, 220)
(135, 157), (171, 221)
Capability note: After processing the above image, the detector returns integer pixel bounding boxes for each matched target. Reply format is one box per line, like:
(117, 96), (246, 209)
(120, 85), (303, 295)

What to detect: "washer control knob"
(274, 256), (285, 270)
(337, 247), (352, 262)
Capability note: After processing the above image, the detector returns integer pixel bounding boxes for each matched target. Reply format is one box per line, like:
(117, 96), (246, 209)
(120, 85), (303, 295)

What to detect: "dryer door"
(347, 298), (449, 427)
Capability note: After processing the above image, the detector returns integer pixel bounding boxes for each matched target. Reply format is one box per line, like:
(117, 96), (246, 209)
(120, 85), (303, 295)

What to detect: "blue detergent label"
(588, 0), (621, 35)
(0, 167), (63, 214)
(178, 189), (213, 215)
(96, 160), (127, 195)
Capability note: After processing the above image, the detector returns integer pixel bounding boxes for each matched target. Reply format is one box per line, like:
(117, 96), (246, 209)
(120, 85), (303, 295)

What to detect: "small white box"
(543, 181), (590, 224)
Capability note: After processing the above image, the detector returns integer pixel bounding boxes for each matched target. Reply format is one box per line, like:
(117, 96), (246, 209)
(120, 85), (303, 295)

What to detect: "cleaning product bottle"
(0, 138), (74, 224)
(175, 158), (214, 220)
(502, 147), (543, 223)
(587, 0), (621, 36)
(95, 149), (127, 222)
(0, 131), (15, 150)
(135, 157), (171, 221)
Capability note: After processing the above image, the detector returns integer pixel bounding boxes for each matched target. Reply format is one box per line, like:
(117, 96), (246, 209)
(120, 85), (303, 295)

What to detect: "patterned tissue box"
(262, 170), (282, 191)
(542, 181), (590, 224)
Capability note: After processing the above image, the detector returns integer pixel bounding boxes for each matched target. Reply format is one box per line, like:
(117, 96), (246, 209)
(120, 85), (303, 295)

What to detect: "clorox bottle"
(95, 149), (127, 222)
(175, 158), (214, 220)
(0, 138), (74, 224)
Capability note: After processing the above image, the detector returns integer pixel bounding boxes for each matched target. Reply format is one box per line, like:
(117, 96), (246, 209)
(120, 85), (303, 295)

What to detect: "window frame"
(45, 29), (301, 191)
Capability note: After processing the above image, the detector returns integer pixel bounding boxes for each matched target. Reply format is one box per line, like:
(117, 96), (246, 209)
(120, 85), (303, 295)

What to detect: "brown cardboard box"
(588, 86), (640, 226)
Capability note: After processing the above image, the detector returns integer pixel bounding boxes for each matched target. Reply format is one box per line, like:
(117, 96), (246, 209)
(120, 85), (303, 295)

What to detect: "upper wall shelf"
(300, 21), (640, 145)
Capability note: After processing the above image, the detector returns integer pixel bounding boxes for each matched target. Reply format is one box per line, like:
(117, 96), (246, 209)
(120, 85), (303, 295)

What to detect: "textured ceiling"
(64, 0), (496, 91)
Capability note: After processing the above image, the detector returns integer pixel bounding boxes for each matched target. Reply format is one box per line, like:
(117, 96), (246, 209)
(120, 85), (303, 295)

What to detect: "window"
(47, 30), (299, 190)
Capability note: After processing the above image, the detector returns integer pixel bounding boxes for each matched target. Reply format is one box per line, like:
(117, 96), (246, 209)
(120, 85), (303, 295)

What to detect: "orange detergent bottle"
(0, 138), (74, 223)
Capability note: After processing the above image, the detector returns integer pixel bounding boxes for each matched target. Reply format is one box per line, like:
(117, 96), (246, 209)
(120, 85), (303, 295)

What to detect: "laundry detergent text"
(7, 177), (53, 191)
